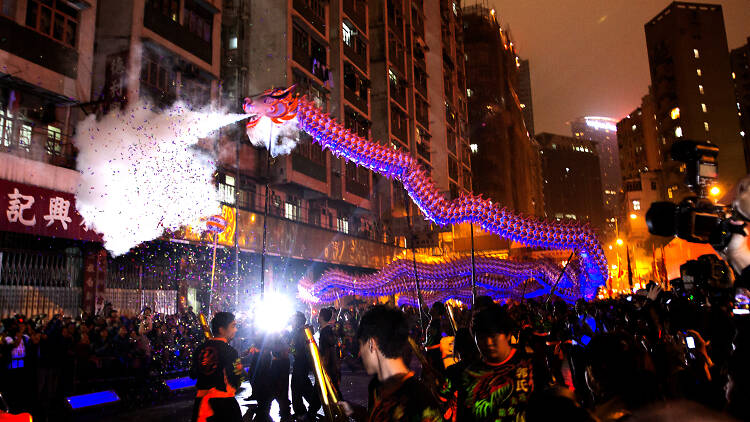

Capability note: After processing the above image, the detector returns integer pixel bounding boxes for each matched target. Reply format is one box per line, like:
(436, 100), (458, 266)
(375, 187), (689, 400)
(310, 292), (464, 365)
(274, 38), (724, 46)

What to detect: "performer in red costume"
(190, 312), (243, 422)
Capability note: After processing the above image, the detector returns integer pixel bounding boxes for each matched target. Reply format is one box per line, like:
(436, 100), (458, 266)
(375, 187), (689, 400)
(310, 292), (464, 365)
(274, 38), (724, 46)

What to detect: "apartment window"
(141, 56), (175, 95)
(698, 85), (704, 95)
(1, 0), (16, 17)
(632, 200), (641, 211)
(185, 0), (212, 43)
(696, 68), (702, 76)
(229, 36), (238, 50)
(388, 69), (398, 86)
(219, 174), (235, 205)
(337, 217), (349, 234)
(47, 125), (62, 155)
(651, 181), (657, 190)
(693, 48), (700, 59)
(670, 107), (680, 120)
(26, 0), (79, 48)
(148, 0), (179, 22)
(704, 122), (709, 131)
(675, 126), (683, 138)
(293, 24), (309, 52)
(448, 156), (459, 181)
(342, 22), (354, 47)
(285, 197), (300, 221)
(701, 103), (707, 113)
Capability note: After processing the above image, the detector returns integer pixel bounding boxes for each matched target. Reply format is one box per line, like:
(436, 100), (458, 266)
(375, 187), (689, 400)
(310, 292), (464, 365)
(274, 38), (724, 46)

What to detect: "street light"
(616, 238), (624, 246)
(710, 186), (721, 197)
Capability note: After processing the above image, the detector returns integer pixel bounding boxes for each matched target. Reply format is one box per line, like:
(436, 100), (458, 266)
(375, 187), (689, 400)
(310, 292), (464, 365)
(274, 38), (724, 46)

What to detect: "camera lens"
(646, 201), (678, 237)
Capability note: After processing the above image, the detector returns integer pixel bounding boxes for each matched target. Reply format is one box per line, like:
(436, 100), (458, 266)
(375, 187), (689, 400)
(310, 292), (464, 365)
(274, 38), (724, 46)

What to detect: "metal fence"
(104, 288), (177, 316)
(0, 249), (83, 287)
(0, 286), (82, 319)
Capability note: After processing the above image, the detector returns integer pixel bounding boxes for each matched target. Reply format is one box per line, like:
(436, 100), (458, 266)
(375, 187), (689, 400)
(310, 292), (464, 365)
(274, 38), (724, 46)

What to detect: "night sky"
(486, 0), (750, 135)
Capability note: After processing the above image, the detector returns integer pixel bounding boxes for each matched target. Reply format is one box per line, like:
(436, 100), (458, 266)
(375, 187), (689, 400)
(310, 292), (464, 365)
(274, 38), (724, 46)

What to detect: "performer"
(190, 312), (243, 422)
(339, 305), (442, 422)
(449, 304), (534, 422)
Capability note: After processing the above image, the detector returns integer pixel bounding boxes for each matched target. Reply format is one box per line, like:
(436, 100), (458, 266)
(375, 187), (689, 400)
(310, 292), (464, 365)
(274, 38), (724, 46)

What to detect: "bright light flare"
(710, 186), (720, 196)
(253, 292), (294, 333)
(616, 238), (624, 246)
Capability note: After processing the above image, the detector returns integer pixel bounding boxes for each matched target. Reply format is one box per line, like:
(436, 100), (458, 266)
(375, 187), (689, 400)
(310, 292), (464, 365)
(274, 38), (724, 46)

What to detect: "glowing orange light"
(629, 213), (637, 219)
(710, 186), (720, 196)
(616, 238), (624, 246)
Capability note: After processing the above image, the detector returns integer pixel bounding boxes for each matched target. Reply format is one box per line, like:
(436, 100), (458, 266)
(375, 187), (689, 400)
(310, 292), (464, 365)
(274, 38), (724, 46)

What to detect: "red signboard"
(0, 178), (103, 242)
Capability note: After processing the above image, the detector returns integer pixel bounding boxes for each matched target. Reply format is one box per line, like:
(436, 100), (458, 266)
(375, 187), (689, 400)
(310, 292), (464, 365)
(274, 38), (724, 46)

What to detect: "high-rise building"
(645, 2), (745, 194)
(462, 5), (544, 218)
(536, 133), (605, 231)
(731, 37), (750, 168)
(616, 96), (666, 242)
(518, 59), (534, 137)
(570, 116), (622, 237)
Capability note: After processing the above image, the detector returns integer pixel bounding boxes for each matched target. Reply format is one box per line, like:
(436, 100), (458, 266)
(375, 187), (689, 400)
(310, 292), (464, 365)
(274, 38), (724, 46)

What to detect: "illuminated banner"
(0, 178), (103, 242)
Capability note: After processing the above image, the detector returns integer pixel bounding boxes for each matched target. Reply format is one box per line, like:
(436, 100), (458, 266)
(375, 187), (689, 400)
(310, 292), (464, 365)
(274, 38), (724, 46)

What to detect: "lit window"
(470, 143), (478, 153)
(632, 200), (641, 211)
(701, 103), (707, 113)
(670, 107), (680, 119)
(741, 131), (746, 137)
(632, 124), (637, 131)
(285, 201), (300, 221)
(47, 126), (63, 155)
(693, 49), (700, 58)
(520, 103), (526, 109)
(698, 85), (704, 95)
(732, 72), (736, 79)
(675, 126), (683, 138)
(337, 217), (349, 234)
(466, 88), (473, 97)
(452, 1), (458, 15)
(342, 22), (353, 47)
(696, 68), (702, 76)
(388, 69), (398, 85)
(229, 36), (238, 50)
(219, 175), (235, 205)
(704, 122), (709, 131)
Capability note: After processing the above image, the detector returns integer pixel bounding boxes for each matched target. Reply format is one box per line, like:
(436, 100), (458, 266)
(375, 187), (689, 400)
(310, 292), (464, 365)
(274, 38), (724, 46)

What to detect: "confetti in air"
(74, 102), (249, 256)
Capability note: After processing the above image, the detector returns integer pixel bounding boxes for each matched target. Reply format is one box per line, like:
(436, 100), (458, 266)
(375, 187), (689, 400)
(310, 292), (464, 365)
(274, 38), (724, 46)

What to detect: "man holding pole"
(190, 312), (243, 422)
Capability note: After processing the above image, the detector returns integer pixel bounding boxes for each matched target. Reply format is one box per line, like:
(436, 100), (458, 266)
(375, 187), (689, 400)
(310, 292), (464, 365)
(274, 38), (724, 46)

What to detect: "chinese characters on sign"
(0, 179), (103, 243)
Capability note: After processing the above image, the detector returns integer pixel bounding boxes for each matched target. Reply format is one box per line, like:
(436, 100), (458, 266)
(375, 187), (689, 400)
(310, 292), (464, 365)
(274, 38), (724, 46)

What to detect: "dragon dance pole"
(545, 249), (576, 304)
(405, 190), (424, 339)
(260, 132), (272, 300)
(470, 222), (477, 306)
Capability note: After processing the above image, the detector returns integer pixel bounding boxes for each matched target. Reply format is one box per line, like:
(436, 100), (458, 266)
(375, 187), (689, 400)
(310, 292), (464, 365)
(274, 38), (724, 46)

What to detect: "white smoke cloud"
(245, 117), (301, 157)
(74, 102), (248, 256)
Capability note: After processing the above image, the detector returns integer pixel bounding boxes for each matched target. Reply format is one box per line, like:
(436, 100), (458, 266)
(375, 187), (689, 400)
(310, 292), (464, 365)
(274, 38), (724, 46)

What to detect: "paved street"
(103, 368), (371, 422)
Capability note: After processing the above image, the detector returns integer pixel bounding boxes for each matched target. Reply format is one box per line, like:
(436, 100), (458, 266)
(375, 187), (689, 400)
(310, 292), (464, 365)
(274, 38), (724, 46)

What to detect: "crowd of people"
(2, 280), (749, 421)
(0, 304), (208, 420)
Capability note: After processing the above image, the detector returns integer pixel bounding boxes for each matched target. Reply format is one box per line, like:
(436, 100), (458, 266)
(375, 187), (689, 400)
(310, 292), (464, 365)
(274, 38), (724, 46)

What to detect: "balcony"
(346, 178), (370, 198)
(345, 84), (369, 114)
(292, 152), (327, 182)
(416, 100), (429, 129)
(143, 7), (212, 64)
(343, 39), (368, 73)
(343, 0), (367, 33)
(0, 124), (77, 170)
(417, 141), (430, 161)
(293, 0), (326, 35)
(0, 15), (78, 78)
(292, 46), (328, 83)
(391, 118), (408, 145)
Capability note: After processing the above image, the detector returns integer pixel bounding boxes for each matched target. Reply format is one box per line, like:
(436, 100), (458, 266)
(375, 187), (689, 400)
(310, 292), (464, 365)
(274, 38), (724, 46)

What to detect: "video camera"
(646, 140), (745, 251)
(674, 254), (734, 297)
